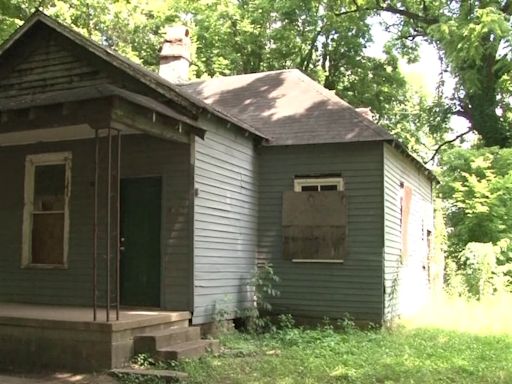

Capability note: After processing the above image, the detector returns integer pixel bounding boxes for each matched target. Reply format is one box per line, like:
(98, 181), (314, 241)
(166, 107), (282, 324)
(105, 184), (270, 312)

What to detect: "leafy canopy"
(0, 0), (441, 159)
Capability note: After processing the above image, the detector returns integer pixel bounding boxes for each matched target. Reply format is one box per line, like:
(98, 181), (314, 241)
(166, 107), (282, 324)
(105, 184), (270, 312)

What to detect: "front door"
(120, 177), (162, 307)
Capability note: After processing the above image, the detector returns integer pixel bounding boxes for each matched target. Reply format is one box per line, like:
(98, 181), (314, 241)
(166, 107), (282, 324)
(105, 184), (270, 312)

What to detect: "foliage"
(348, 0), (512, 147)
(119, 296), (512, 384)
(0, 0), (440, 159)
(446, 242), (512, 298)
(439, 147), (512, 257)
(439, 146), (512, 295)
(212, 263), (280, 333)
(239, 263), (280, 333)
(169, 321), (512, 383)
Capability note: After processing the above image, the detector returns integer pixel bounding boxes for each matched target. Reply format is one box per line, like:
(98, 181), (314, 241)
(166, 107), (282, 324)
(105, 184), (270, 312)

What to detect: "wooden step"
(155, 339), (220, 361)
(134, 327), (201, 354)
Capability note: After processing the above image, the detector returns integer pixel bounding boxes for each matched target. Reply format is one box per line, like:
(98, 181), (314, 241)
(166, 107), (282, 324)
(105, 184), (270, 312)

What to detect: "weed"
(119, 296), (512, 384)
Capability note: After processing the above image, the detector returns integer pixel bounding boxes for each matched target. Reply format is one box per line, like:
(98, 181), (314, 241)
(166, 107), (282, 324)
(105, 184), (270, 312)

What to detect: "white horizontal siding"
(383, 143), (433, 320)
(192, 117), (258, 324)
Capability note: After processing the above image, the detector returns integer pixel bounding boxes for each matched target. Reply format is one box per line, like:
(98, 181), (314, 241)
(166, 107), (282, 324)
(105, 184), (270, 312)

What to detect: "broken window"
(22, 152), (72, 267)
(282, 177), (347, 262)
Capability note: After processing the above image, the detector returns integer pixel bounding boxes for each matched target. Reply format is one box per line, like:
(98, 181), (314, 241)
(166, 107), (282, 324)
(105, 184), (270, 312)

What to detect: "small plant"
(251, 262), (280, 312)
(213, 296), (237, 334)
(131, 353), (156, 368)
(336, 312), (356, 331)
(240, 263), (280, 333)
(276, 313), (295, 330)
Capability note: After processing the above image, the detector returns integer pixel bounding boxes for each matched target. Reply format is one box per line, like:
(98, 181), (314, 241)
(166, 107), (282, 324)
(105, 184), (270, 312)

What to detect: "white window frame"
(294, 177), (344, 192)
(21, 152), (72, 269)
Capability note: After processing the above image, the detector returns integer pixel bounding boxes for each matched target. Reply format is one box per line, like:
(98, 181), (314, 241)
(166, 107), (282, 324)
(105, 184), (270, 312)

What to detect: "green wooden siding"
(0, 135), (191, 311)
(0, 33), (110, 100)
(192, 117), (258, 324)
(383, 143), (433, 320)
(257, 142), (385, 322)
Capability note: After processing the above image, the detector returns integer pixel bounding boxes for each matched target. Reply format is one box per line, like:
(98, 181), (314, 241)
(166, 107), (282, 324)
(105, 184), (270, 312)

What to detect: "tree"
(335, 0), (512, 148)
(0, 0), (439, 157)
(439, 147), (512, 257)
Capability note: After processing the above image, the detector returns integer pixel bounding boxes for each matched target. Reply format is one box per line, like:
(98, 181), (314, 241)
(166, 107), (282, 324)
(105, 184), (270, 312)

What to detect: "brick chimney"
(159, 26), (191, 84)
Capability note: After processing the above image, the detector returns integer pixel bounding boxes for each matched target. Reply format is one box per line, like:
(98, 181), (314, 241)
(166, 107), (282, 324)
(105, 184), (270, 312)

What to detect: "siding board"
(192, 118), (258, 324)
(0, 135), (192, 311)
(383, 143), (433, 320)
(0, 34), (111, 100)
(257, 142), (384, 322)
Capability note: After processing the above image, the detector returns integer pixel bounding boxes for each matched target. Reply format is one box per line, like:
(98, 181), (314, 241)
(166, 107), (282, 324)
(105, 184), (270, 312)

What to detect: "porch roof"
(0, 84), (206, 139)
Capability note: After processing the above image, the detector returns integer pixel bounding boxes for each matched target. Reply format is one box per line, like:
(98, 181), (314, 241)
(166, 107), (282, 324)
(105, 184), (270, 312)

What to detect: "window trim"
(293, 177), (344, 192)
(21, 152), (72, 269)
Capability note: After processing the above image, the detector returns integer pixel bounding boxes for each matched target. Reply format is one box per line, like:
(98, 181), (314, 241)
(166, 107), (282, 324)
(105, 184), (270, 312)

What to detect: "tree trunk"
(467, 84), (508, 148)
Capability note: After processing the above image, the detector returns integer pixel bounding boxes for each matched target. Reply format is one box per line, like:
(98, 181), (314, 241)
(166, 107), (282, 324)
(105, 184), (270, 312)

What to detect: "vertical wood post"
(93, 129), (99, 321)
(115, 129), (121, 321)
(106, 127), (112, 322)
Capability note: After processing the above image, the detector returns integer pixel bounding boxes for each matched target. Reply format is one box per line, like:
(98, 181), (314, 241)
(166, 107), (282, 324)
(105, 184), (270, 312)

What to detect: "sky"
(366, 19), (472, 141)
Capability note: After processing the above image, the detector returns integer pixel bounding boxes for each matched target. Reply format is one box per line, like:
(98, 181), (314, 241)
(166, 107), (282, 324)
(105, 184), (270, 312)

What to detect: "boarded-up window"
(400, 184), (413, 262)
(282, 190), (347, 261)
(22, 152), (72, 267)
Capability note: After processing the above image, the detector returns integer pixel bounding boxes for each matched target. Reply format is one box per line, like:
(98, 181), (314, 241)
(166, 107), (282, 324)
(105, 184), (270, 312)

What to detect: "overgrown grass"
(121, 295), (512, 384)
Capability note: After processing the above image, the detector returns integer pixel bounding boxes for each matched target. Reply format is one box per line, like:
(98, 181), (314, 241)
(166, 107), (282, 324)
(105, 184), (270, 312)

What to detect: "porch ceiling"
(0, 84), (206, 145)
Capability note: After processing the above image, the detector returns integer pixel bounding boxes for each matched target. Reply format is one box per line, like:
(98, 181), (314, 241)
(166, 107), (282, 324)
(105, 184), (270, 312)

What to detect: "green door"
(120, 177), (162, 307)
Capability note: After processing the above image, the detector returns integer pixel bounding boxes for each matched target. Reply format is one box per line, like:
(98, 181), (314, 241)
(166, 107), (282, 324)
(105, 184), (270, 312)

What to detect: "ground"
(0, 374), (117, 384)
(2, 294), (511, 384)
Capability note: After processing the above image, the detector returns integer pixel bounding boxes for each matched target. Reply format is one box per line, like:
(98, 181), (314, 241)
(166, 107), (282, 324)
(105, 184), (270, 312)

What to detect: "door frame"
(120, 175), (164, 308)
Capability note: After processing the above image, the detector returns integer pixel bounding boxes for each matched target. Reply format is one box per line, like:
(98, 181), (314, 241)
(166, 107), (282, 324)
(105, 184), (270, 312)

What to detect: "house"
(0, 12), (435, 371)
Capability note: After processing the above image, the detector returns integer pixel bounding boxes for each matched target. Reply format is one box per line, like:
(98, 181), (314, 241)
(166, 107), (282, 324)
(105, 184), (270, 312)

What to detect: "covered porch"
(0, 302), (190, 371)
(0, 85), (203, 321)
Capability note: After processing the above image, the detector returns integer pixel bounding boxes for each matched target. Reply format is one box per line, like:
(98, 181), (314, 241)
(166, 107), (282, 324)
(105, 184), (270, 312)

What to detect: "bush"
(445, 241), (512, 298)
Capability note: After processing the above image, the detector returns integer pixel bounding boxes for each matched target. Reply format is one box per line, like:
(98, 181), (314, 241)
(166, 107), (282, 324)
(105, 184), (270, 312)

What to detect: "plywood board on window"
(283, 225), (347, 260)
(31, 213), (64, 264)
(282, 191), (346, 227)
(282, 191), (347, 260)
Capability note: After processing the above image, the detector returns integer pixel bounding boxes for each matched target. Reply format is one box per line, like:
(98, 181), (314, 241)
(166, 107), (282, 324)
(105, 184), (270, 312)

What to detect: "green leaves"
(440, 147), (512, 269)
(373, 0), (512, 147)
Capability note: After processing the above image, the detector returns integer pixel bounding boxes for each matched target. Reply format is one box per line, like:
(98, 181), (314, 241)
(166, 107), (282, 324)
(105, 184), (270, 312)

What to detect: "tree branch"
(427, 128), (474, 164)
(334, 0), (439, 26)
(452, 108), (471, 120)
(502, 0), (512, 15)
(299, 22), (326, 71)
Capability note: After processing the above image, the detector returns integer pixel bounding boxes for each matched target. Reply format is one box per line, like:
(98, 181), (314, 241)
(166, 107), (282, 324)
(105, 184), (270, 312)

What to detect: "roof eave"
(388, 139), (438, 183)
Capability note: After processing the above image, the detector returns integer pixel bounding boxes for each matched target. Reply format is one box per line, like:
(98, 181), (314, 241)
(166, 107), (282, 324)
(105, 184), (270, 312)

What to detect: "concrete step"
(155, 339), (220, 361)
(134, 327), (201, 354)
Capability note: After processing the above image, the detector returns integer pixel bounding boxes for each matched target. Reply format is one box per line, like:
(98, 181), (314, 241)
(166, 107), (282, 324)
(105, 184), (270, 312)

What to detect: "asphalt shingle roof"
(181, 69), (394, 146)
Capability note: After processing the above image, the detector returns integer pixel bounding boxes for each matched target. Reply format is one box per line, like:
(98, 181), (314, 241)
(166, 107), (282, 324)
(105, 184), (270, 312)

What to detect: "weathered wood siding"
(192, 117), (258, 324)
(0, 135), (191, 310)
(0, 33), (110, 100)
(383, 143), (433, 320)
(258, 143), (384, 322)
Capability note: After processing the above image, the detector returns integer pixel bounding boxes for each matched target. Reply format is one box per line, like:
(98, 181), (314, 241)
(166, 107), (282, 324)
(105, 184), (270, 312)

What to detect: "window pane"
(31, 213), (64, 264)
(34, 164), (65, 211)
(301, 185), (318, 191)
(320, 184), (338, 191)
